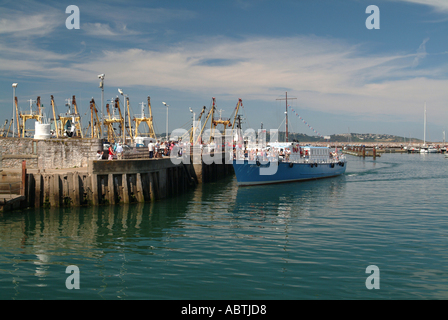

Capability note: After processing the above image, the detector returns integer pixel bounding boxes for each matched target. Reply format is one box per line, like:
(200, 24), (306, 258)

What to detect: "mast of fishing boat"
(424, 102), (426, 146)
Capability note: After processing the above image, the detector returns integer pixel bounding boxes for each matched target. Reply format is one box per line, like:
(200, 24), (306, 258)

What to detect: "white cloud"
(412, 38), (430, 67)
(2, 34), (448, 125)
(83, 23), (140, 37)
(0, 12), (59, 37)
(80, 4), (197, 25)
(394, 0), (448, 12)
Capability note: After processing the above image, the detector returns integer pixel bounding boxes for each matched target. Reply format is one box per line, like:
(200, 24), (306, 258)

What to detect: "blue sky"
(1, 0), (448, 141)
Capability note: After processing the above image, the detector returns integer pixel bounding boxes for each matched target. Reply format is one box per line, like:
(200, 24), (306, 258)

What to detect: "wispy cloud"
(2, 35), (445, 110)
(80, 4), (198, 25)
(0, 12), (60, 37)
(412, 37), (430, 67)
(394, 0), (448, 13)
(7, 35), (436, 122)
(83, 23), (140, 37)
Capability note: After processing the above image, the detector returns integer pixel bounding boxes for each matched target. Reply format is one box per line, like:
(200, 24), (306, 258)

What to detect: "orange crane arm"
(231, 99), (242, 129)
(15, 97), (21, 138)
(51, 95), (59, 138)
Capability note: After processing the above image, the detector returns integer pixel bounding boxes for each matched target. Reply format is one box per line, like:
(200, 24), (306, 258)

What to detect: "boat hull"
(233, 160), (347, 186)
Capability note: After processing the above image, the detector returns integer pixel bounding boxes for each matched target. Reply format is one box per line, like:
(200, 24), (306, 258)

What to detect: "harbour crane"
(19, 98), (42, 137)
(89, 98), (102, 138)
(0, 119), (8, 137)
(57, 96), (83, 138)
(103, 97), (125, 143)
(133, 96), (157, 139)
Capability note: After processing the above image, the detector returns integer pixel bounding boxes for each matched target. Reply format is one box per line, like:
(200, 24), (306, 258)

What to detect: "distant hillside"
(156, 131), (423, 143)
(267, 132), (423, 143)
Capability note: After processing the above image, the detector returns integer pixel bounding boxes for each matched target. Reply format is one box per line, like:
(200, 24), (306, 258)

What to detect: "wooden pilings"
(27, 167), (204, 208)
(342, 146), (380, 158)
(20, 156), (234, 209)
(28, 171), (159, 208)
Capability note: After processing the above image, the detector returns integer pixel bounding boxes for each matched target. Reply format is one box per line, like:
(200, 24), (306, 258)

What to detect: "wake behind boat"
(233, 142), (347, 186)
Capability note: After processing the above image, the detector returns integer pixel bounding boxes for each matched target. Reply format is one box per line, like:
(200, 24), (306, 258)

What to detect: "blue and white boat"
(233, 143), (347, 186)
(232, 92), (346, 186)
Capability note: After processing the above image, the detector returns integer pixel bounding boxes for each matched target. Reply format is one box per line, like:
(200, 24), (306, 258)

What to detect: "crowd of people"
(96, 142), (124, 160)
(95, 139), (339, 163)
(96, 140), (188, 160)
(235, 147), (289, 162)
(147, 140), (187, 158)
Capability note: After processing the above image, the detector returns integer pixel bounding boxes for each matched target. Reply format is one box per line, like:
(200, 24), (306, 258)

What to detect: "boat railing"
(235, 154), (346, 164)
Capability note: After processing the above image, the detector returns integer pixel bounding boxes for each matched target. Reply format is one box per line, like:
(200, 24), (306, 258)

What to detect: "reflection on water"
(232, 175), (347, 222)
(0, 200), (194, 299)
(1, 154), (448, 299)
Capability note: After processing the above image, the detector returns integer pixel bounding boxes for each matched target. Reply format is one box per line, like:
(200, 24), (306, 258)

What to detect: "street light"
(118, 88), (127, 144)
(163, 102), (169, 142)
(12, 83), (18, 137)
(189, 107), (196, 144)
(190, 107), (196, 144)
(98, 74), (105, 137)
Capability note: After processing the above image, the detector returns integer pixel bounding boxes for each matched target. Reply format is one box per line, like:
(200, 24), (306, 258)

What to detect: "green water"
(1, 154), (448, 299)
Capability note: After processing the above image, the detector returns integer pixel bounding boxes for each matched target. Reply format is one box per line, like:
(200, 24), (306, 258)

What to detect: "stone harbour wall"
(0, 137), (102, 170)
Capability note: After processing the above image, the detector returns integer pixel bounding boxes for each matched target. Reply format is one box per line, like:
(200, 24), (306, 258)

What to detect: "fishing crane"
(19, 98), (42, 137)
(89, 98), (102, 138)
(0, 119), (8, 137)
(103, 97), (125, 143)
(125, 96), (133, 143)
(209, 97), (232, 142)
(51, 95), (59, 138)
(57, 96), (83, 138)
(133, 96), (157, 139)
(189, 106), (207, 144)
(15, 97), (21, 137)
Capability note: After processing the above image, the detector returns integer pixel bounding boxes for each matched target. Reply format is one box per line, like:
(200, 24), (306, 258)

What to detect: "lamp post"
(189, 107), (195, 144)
(118, 88), (127, 145)
(12, 83), (18, 137)
(163, 102), (169, 142)
(98, 74), (105, 138)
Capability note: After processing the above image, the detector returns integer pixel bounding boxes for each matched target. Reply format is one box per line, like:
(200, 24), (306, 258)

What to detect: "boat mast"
(424, 102), (426, 146)
(285, 92), (288, 142)
(276, 92), (296, 142)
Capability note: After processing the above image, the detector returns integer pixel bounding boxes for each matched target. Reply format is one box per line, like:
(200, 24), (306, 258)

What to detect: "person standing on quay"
(116, 143), (123, 160)
(108, 145), (115, 160)
(148, 140), (155, 159)
(155, 140), (160, 158)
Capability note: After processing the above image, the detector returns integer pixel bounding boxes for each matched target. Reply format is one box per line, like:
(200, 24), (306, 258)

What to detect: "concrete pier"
(2, 153), (233, 211)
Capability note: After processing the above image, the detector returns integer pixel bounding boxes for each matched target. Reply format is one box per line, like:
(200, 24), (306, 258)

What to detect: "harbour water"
(1, 153), (448, 300)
